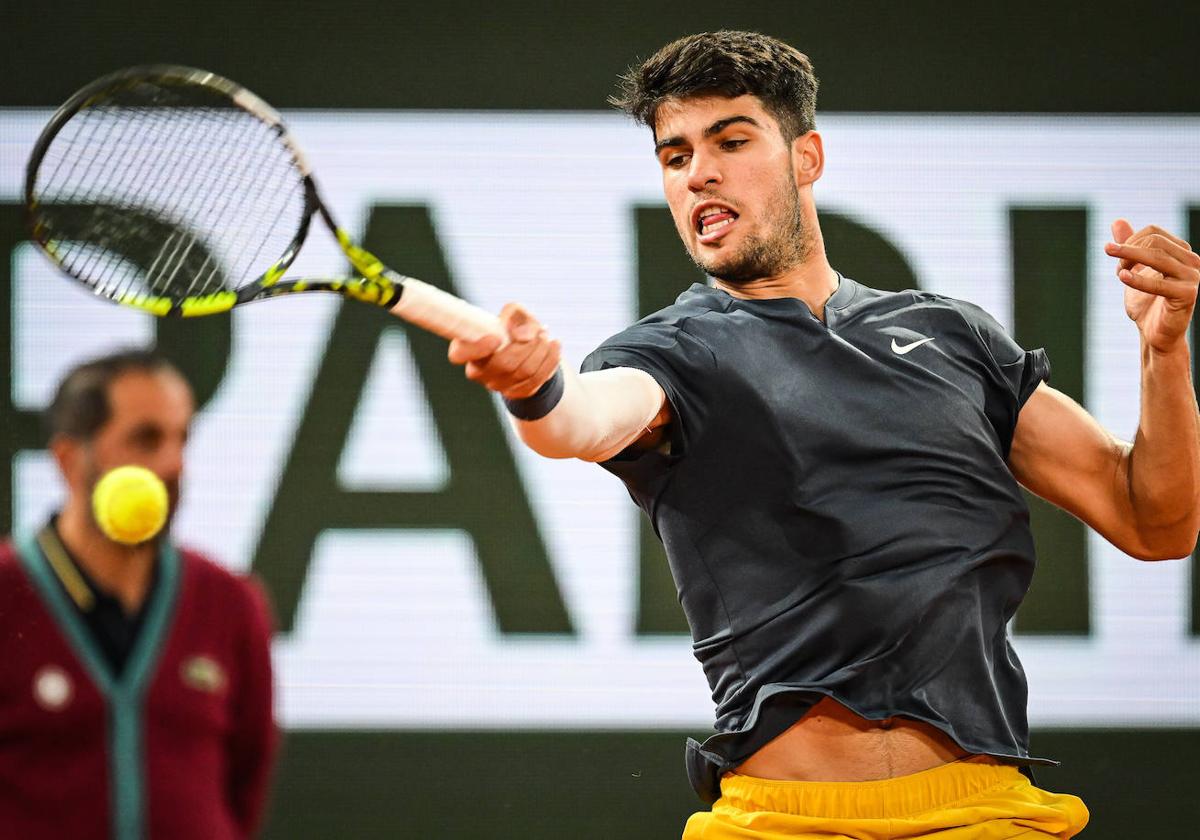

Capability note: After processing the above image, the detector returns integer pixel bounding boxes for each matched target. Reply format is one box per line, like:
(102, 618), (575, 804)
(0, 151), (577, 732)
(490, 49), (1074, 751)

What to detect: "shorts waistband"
(717, 759), (1028, 820)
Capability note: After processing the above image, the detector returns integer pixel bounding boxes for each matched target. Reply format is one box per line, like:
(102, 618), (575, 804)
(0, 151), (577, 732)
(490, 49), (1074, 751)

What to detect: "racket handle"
(389, 278), (505, 343)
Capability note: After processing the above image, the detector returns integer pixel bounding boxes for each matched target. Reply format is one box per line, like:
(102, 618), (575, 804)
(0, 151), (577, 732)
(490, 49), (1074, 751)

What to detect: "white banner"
(4, 111), (1198, 728)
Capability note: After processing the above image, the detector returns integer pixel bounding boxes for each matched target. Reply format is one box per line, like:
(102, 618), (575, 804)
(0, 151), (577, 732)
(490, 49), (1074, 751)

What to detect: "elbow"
(521, 438), (580, 460)
(518, 429), (605, 461)
(1119, 491), (1200, 560)
(515, 421), (632, 462)
(1148, 542), (1197, 562)
(533, 442), (620, 463)
(1129, 548), (1193, 563)
(1125, 526), (1199, 562)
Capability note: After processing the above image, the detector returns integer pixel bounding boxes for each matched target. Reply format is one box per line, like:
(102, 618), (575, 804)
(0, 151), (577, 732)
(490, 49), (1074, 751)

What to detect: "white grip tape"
(389, 278), (503, 342)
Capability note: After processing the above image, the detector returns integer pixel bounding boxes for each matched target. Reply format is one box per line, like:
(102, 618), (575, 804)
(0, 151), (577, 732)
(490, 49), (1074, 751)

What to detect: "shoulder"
(906, 292), (1021, 355)
(919, 291), (1006, 331)
(582, 284), (724, 373)
(0, 540), (41, 619)
(588, 285), (724, 357)
(0, 539), (28, 587)
(0, 538), (32, 581)
(840, 280), (989, 319)
(178, 547), (273, 630)
(178, 546), (242, 587)
(844, 281), (1009, 338)
(611, 283), (730, 342)
(898, 287), (1004, 329)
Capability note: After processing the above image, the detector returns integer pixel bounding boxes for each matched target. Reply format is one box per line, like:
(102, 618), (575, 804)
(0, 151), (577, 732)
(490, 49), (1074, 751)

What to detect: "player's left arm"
(1009, 220), (1200, 561)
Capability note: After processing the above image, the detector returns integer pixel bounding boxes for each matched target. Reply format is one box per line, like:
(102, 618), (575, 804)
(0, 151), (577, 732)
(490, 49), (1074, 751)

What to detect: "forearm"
(1127, 340), (1200, 552)
(508, 365), (665, 462)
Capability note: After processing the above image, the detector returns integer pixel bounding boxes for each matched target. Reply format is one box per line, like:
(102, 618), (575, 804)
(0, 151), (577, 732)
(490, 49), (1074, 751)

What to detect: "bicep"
(513, 366), (669, 461)
(624, 380), (674, 452)
(577, 367), (672, 459)
(1009, 382), (1139, 551)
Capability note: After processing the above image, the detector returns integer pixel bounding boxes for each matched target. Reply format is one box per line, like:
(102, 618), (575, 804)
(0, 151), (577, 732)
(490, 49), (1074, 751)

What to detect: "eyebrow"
(653, 115), (763, 155)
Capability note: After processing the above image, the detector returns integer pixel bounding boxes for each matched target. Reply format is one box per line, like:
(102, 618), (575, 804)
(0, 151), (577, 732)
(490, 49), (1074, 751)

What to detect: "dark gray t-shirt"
(581, 276), (1053, 802)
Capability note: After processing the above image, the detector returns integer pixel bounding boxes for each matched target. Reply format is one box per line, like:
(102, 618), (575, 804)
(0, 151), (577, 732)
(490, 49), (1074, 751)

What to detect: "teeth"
(696, 205), (737, 235)
(701, 216), (735, 234)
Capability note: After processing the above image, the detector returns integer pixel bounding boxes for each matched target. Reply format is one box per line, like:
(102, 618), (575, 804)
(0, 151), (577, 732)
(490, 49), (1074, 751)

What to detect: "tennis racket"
(24, 64), (503, 342)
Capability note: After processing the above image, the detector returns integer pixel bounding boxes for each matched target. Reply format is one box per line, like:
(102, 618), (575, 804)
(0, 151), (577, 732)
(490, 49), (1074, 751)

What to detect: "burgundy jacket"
(0, 536), (278, 839)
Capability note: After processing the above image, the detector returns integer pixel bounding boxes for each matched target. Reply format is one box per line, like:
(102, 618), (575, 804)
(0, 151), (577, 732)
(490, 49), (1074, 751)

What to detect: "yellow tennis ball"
(92, 465), (169, 545)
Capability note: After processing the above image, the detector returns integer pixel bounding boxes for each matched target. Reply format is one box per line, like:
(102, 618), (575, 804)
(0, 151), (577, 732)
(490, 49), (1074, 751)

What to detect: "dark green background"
(3, 1), (1198, 837)
(3, 0), (1198, 112)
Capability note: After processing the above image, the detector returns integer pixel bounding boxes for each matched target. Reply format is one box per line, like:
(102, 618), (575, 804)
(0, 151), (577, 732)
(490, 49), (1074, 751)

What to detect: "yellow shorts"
(683, 760), (1089, 839)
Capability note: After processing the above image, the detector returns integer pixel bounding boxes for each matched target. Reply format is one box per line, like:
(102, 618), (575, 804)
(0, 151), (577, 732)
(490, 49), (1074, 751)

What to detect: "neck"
(711, 201), (838, 320)
(56, 497), (157, 614)
(712, 256), (839, 320)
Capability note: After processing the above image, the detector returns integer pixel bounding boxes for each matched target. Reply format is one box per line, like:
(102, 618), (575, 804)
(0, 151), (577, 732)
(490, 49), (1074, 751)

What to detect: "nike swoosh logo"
(891, 336), (936, 355)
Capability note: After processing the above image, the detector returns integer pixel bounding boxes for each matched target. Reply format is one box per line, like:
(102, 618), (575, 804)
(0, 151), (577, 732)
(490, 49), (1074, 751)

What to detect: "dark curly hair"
(610, 31), (819, 141)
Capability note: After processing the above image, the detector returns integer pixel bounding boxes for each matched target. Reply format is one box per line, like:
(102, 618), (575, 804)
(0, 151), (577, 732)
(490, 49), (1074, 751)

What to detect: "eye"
(720, 139), (748, 152)
(128, 424), (164, 452)
(665, 153), (691, 169)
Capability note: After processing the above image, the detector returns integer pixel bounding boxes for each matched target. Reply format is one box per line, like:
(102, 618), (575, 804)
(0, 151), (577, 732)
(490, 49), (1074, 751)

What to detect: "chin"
(697, 253), (762, 285)
(692, 244), (743, 279)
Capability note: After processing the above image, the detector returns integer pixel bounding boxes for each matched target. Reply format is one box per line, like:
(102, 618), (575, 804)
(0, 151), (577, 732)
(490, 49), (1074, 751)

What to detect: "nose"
(686, 149), (722, 193)
(150, 440), (186, 486)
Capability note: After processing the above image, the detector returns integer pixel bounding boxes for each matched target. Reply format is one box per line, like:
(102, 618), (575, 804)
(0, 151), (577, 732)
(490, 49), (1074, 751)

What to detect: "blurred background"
(2, 1), (1197, 837)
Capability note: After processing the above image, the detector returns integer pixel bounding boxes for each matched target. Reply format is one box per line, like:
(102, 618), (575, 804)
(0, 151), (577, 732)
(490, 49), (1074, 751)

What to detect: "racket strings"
(39, 106), (152, 291)
(183, 117), (302, 298)
(30, 79), (307, 304)
(134, 104), (300, 297)
(120, 103), (217, 297)
(142, 106), (259, 296)
(76, 104), (199, 299)
(37, 102), (202, 296)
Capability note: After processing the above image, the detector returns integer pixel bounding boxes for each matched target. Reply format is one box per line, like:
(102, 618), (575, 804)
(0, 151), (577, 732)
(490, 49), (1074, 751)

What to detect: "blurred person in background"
(0, 349), (278, 840)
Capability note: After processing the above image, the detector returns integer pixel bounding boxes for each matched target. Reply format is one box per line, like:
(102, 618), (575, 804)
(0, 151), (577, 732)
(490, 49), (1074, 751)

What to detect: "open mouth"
(693, 202), (739, 243)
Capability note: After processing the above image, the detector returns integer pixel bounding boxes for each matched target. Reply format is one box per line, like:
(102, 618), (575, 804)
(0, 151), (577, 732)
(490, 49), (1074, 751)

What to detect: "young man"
(449, 32), (1199, 839)
(0, 350), (278, 840)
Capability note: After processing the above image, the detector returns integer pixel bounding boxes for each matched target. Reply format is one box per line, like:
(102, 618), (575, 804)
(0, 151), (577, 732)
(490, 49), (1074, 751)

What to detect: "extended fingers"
(1125, 225), (1191, 252)
(1111, 218), (1134, 244)
(1110, 220), (1191, 268)
(1105, 236), (1200, 280)
(1116, 226), (1193, 269)
(448, 333), (503, 365)
(1115, 265), (1199, 305)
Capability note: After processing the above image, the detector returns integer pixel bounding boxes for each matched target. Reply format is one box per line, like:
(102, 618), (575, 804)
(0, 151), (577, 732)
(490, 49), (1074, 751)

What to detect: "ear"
(49, 434), (88, 490)
(791, 130), (824, 187)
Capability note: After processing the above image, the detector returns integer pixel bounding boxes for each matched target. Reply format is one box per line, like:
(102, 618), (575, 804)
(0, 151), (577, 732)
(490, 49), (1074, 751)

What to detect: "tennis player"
(449, 31), (1199, 838)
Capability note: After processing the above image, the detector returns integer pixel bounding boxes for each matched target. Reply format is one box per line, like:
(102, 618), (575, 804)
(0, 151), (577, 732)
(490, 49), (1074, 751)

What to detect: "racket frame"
(25, 65), (407, 317)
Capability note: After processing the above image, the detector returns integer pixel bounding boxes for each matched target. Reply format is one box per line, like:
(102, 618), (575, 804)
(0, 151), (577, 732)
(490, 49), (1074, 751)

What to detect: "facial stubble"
(686, 160), (812, 285)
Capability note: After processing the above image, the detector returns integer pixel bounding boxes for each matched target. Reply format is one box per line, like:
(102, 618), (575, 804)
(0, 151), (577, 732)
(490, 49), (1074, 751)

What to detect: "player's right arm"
(447, 303), (672, 461)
